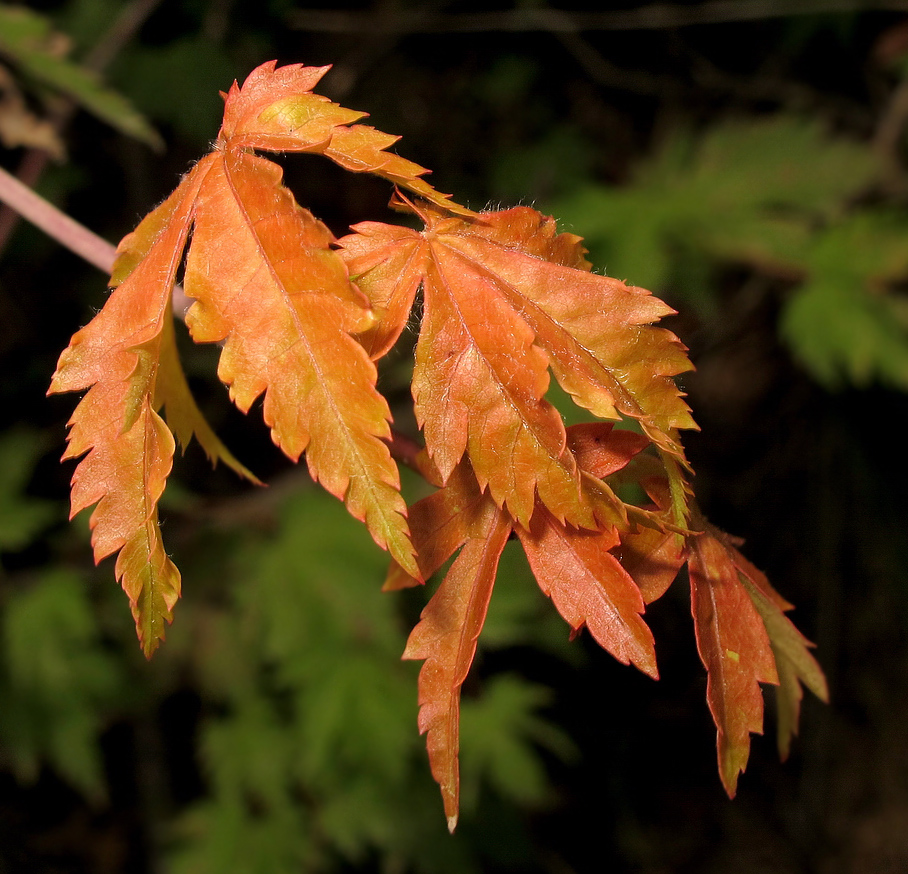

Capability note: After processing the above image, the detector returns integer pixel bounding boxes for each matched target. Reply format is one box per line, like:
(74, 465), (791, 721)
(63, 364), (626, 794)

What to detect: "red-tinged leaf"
(340, 201), (698, 526)
(688, 530), (779, 796)
(563, 428), (686, 603)
(338, 212), (593, 530)
(434, 207), (697, 460)
(417, 250), (586, 527)
(403, 494), (512, 832)
(566, 422), (651, 479)
(218, 61), (359, 152)
(740, 576), (828, 759)
(384, 462), (487, 591)
(48, 171), (203, 655)
(217, 61), (470, 216)
(518, 509), (658, 678)
(341, 221), (426, 359)
(183, 149), (418, 578)
(618, 525), (687, 604)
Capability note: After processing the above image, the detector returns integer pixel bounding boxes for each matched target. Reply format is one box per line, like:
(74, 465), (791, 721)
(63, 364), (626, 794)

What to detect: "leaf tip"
(141, 635), (161, 660)
(447, 814), (458, 834)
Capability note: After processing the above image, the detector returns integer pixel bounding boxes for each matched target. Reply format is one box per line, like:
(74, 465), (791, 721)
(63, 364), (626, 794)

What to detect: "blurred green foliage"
(0, 2), (160, 148)
(550, 116), (908, 390)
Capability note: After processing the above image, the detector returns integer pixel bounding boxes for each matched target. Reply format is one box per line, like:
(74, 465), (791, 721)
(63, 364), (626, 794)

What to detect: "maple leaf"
(400, 423), (659, 827)
(684, 517), (829, 793)
(216, 61), (470, 216)
(737, 560), (829, 759)
(402, 465), (511, 832)
(687, 526), (780, 796)
(50, 61), (480, 651)
(47, 177), (202, 655)
(340, 201), (696, 530)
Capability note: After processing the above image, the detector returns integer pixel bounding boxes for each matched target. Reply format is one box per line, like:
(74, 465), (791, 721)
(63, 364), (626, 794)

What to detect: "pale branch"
(0, 164), (192, 314)
(0, 164), (117, 273)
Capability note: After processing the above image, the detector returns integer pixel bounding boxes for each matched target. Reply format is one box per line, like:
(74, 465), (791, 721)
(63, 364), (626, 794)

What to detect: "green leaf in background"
(781, 211), (908, 389)
(460, 674), (574, 814)
(0, 428), (58, 553)
(552, 116), (879, 302)
(0, 3), (161, 149)
(169, 795), (310, 874)
(168, 489), (568, 871)
(0, 568), (122, 800)
(549, 114), (908, 390)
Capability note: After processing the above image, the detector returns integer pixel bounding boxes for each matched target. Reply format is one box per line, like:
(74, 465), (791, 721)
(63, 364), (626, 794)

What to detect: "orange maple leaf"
(688, 527), (779, 796)
(49, 61), (473, 653)
(399, 423), (658, 828)
(340, 201), (696, 530)
(686, 520), (828, 795)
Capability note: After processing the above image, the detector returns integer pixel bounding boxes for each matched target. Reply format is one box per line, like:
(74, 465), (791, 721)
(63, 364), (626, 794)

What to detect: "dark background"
(1, 2), (907, 872)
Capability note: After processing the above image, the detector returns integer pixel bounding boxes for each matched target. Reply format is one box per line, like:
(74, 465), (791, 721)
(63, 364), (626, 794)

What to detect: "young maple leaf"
(339, 201), (697, 531)
(686, 521), (828, 795)
(735, 551), (829, 760)
(49, 61), (470, 653)
(48, 176), (206, 655)
(688, 528), (779, 796)
(401, 464), (512, 833)
(399, 423), (659, 829)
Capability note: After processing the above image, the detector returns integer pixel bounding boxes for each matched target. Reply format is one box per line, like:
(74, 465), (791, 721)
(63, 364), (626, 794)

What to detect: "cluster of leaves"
(551, 116), (908, 390)
(48, 61), (827, 827)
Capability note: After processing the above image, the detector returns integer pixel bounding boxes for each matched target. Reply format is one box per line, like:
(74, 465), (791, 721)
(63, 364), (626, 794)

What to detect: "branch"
(0, 164), (117, 272)
(288, 2), (908, 34)
(0, 165), (193, 314)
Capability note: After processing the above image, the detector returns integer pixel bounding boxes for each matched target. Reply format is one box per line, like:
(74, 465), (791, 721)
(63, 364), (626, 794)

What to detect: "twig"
(387, 428), (427, 476)
(0, 0), (164, 256)
(0, 164), (194, 314)
(288, 2), (908, 34)
(0, 163), (117, 272)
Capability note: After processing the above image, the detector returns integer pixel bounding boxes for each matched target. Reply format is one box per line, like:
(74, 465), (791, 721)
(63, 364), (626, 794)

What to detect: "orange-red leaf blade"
(566, 422), (651, 479)
(518, 510), (658, 678)
(183, 150), (417, 577)
(403, 494), (511, 831)
(618, 524), (687, 604)
(415, 239), (589, 528)
(337, 221), (426, 359)
(48, 169), (202, 655)
(443, 208), (697, 462)
(218, 61), (471, 215)
(688, 530), (779, 796)
(383, 461), (487, 591)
